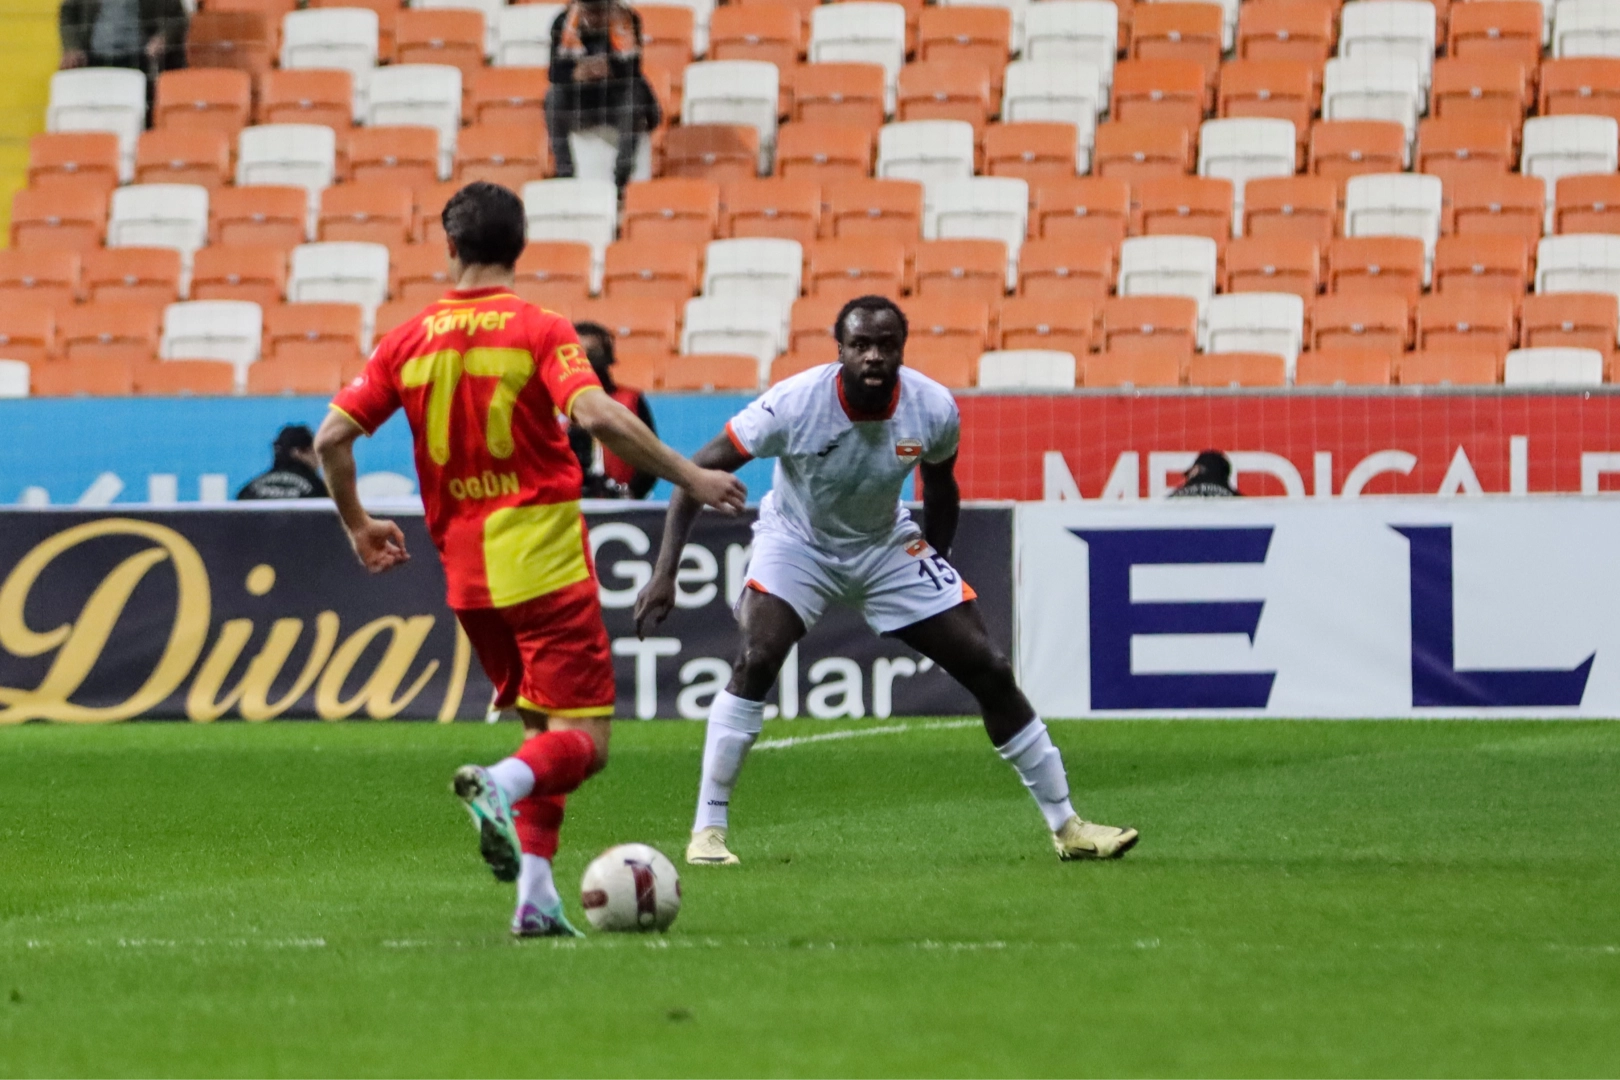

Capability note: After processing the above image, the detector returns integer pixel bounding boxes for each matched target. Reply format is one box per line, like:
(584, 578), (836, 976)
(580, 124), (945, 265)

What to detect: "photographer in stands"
(569, 321), (658, 499)
(544, 0), (660, 193)
(58, 0), (187, 88)
(1169, 450), (1241, 498)
(237, 424), (330, 501)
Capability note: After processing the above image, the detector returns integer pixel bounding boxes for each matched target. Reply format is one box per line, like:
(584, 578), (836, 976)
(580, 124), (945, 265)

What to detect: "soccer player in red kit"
(315, 182), (745, 937)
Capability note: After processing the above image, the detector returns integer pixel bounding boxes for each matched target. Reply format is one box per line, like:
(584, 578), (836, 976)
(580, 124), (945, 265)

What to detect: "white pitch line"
(754, 718), (979, 751)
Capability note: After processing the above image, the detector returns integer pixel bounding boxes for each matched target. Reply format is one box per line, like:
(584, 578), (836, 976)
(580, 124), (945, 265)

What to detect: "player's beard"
(842, 366), (896, 414)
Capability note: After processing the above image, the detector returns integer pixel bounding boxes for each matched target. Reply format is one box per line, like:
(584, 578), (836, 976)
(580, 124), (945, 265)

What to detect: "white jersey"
(725, 363), (961, 556)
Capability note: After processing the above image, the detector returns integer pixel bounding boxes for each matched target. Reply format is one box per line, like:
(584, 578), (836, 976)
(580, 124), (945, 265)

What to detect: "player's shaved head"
(442, 181), (527, 270)
(836, 300), (906, 414)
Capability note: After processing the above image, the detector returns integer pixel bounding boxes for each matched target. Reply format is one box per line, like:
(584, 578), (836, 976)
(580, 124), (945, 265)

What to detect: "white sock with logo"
(693, 691), (767, 833)
(486, 758), (535, 802)
(517, 853), (561, 913)
(998, 719), (1077, 832)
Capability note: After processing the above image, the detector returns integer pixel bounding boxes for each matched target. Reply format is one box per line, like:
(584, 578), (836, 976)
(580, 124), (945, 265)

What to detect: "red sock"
(514, 728), (598, 796)
(513, 793), (565, 859)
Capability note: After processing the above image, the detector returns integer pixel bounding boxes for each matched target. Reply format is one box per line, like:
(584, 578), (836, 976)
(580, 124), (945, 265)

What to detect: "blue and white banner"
(1015, 498), (1620, 718)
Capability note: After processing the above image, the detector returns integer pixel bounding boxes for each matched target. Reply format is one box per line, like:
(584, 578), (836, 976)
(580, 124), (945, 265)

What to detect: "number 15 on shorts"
(916, 552), (957, 591)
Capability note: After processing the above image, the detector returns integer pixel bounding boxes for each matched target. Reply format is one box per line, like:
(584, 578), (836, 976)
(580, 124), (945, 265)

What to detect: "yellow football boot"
(685, 826), (741, 866)
(1053, 815), (1139, 860)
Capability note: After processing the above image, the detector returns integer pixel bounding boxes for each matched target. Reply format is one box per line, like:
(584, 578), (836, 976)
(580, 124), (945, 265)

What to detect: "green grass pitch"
(2, 718), (1618, 1078)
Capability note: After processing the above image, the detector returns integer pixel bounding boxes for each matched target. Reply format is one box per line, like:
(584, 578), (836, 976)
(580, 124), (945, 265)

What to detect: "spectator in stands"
(58, 0), (187, 88)
(545, 0), (660, 193)
(237, 424), (331, 501)
(569, 321), (658, 499)
(1169, 451), (1241, 498)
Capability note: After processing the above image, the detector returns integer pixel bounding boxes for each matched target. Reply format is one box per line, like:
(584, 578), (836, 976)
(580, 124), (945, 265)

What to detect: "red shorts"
(455, 577), (617, 717)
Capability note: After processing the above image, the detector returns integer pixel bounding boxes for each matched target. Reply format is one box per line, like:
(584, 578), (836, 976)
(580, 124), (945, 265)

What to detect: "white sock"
(693, 690), (766, 833)
(486, 758), (535, 802)
(517, 853), (561, 913)
(998, 719), (1077, 832)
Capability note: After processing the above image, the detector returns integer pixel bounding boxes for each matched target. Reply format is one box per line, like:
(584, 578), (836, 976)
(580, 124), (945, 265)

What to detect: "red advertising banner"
(955, 391), (1620, 500)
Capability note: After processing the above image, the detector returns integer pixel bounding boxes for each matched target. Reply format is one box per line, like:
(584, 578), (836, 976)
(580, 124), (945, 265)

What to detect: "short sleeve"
(536, 315), (604, 416)
(725, 384), (791, 460)
(330, 344), (402, 435)
(922, 393), (960, 464)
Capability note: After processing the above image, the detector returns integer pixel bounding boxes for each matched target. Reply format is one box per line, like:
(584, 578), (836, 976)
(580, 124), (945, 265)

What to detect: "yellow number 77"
(399, 347), (535, 466)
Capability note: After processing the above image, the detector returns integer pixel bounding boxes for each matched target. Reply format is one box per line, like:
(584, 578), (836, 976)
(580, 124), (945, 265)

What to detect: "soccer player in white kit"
(634, 297), (1139, 865)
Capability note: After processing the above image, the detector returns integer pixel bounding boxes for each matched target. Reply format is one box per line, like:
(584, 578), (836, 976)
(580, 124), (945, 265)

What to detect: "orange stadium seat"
(807, 238), (908, 301)
(390, 243), (451, 305)
(394, 9), (485, 79)
(1431, 58), (1527, 128)
(1397, 349), (1500, 387)
(258, 69), (354, 133)
(1448, 1), (1542, 69)
(823, 179), (924, 245)
(1449, 173), (1546, 240)
(134, 358), (238, 396)
(26, 132), (120, 196)
(1310, 294), (1411, 357)
(1083, 350), (1184, 388)
(414, 181), (460, 246)
(1327, 237), (1426, 302)
(190, 245), (287, 306)
(638, 4), (695, 92)
(513, 242), (594, 309)
(908, 296), (992, 349)
(1555, 175), (1620, 235)
(247, 352), (347, 395)
(29, 355), (135, 396)
(663, 353), (760, 392)
(723, 178), (822, 244)
(769, 342), (834, 384)
(775, 122), (873, 184)
(1310, 121), (1406, 183)
(1243, 175), (1339, 249)
(607, 343), (667, 391)
(603, 241), (702, 302)
(1187, 352), (1286, 388)
(9, 187), (107, 251)
(1237, 0), (1333, 67)
(1093, 122), (1191, 184)
(0, 250), (79, 309)
(1131, 2), (1223, 93)
(982, 122), (1078, 181)
(570, 298), (681, 355)
(1000, 296), (1094, 356)
(710, 2), (802, 70)
(1099, 295), (1199, 360)
(468, 67), (551, 127)
(348, 126), (440, 189)
(1540, 58), (1620, 126)
(373, 298), (419, 339)
(135, 129), (231, 189)
(0, 308), (55, 366)
(1417, 118), (1515, 188)
(789, 296), (842, 353)
(918, 6), (1011, 87)
(791, 63), (887, 131)
(1134, 176), (1234, 245)
(1294, 347), (1395, 387)
(319, 183), (415, 246)
(914, 240), (1007, 304)
(212, 0), (298, 36)
(1224, 237), (1321, 302)
(211, 185), (307, 250)
(1030, 177), (1131, 246)
(1111, 60), (1206, 131)
(897, 60), (994, 134)
(265, 303), (365, 364)
(1218, 60), (1316, 144)
(1018, 239), (1113, 302)
(905, 337), (979, 387)
(154, 69), (253, 136)
(1432, 234), (1534, 297)
(1520, 293), (1619, 360)
(663, 125), (760, 183)
(455, 121), (549, 189)
(623, 179), (721, 244)
(186, 11), (273, 76)
(58, 303), (161, 365)
(81, 248), (183, 307)
(1415, 293), (1518, 361)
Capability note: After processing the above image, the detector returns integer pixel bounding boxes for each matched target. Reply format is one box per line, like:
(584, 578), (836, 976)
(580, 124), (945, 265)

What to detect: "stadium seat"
(806, 237), (908, 300)
(603, 241), (703, 301)
(1018, 238), (1113, 301)
(365, 66), (461, 181)
(789, 296), (844, 351)
(1552, 0), (1620, 60)
(907, 296), (993, 350)
(1134, 176), (1235, 246)
(976, 349), (1078, 390)
(155, 70), (251, 139)
(47, 68), (147, 181)
(703, 237), (803, 306)
(775, 122), (873, 184)
(26, 132), (120, 196)
(710, 2), (802, 71)
(258, 69), (354, 136)
(247, 352), (347, 395)
(901, 336), (980, 387)
(59, 302), (162, 365)
(724, 178), (822, 244)
(131, 357), (238, 396)
(824, 179), (926, 245)
(790, 62), (887, 130)
(808, 3), (908, 110)
(1555, 175), (1620, 235)
(1237, 0), (1333, 66)
(1092, 122), (1191, 184)
(190, 245), (288, 306)
(1082, 349), (1184, 388)
(1002, 61), (1104, 168)
(1110, 59), (1204, 131)
(8, 187), (107, 251)
(877, 120), (977, 188)
(1432, 234), (1534, 298)
(1202, 292), (1305, 371)
(279, 8), (379, 117)
(493, 3), (565, 67)
(288, 242), (389, 333)
(160, 299), (263, 383)
(1416, 118), (1516, 190)
(999, 295), (1094, 355)
(623, 179), (722, 244)
(913, 239), (1008, 302)
(1309, 120), (1407, 182)
(1185, 351), (1286, 388)
(928, 176), (1027, 286)
(265, 302), (365, 364)
(1197, 118), (1297, 226)
(982, 122), (1079, 181)
(82, 247), (183, 307)
(663, 124), (761, 182)
(1503, 348), (1604, 387)
(236, 124), (338, 203)
(1130, 2), (1224, 92)
(508, 241), (593, 308)
(131, 130), (229, 191)
(609, 343), (669, 392)
(1224, 237), (1320, 302)
(186, 11), (275, 79)
(1029, 176), (1130, 245)
(1327, 235), (1427, 301)
(1343, 173), (1444, 270)
(572, 297), (682, 354)
(0, 308), (55, 366)
(28, 353), (138, 396)
(415, 0), (504, 56)
(663, 353), (762, 391)
(1117, 235), (1218, 307)
(681, 296), (787, 369)
(455, 120), (548, 190)
(1322, 56), (1424, 141)
(637, 3), (696, 88)
(1520, 292), (1619, 358)
(413, 180), (459, 247)
(917, 5), (1013, 85)
(1415, 292), (1519, 360)
(389, 243), (452, 305)
(1310, 293), (1412, 356)
(1540, 58), (1620, 125)
(1217, 61), (1315, 150)
(0, 360), (29, 399)
(467, 67), (551, 126)
(1449, 1), (1542, 68)
(1023, 0), (1118, 87)
(1449, 173), (1547, 240)
(1430, 58), (1528, 129)
(372, 298), (418, 339)
(1099, 294), (1199, 359)
(211, 185), (309, 249)
(1536, 235), (1620, 302)
(683, 60), (780, 172)
(1293, 347), (1395, 387)
(0, 250), (79, 309)
(1522, 117), (1620, 210)
(393, 10), (484, 82)
(1338, 0), (1436, 87)
(898, 60), (995, 134)
(317, 184), (413, 246)
(107, 185), (210, 261)
(523, 178), (619, 289)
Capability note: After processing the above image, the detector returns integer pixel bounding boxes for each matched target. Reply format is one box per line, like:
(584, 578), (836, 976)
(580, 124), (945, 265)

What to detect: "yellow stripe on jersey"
(483, 500), (591, 608)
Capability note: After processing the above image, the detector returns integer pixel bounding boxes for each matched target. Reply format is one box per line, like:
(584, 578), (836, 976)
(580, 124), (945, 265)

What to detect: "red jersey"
(331, 287), (604, 610)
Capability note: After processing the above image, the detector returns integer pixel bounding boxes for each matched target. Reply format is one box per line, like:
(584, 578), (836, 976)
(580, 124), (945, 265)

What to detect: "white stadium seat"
(1000, 60), (1103, 171)
(1322, 55), (1424, 141)
(941, 0), (1030, 53)
(976, 350), (1078, 390)
(1117, 236), (1219, 308)
(1552, 0), (1620, 58)
(495, 3), (564, 67)
(1343, 172), (1444, 277)
(415, 0), (503, 56)
(289, 243), (389, 343)
(1521, 115), (1620, 197)
(682, 296), (788, 373)
(1503, 347), (1605, 386)
(928, 177), (1029, 289)
(236, 125), (338, 216)
(1535, 234), (1620, 303)
(682, 60), (780, 173)
(1023, 1), (1118, 90)
(107, 184), (210, 263)
(1202, 293), (1306, 376)
(280, 8), (380, 117)
(1198, 118), (1297, 232)
(702, 238), (803, 308)
(522, 178), (618, 291)
(160, 300), (264, 384)
(810, 2), (908, 112)
(631, 0), (716, 56)
(46, 68), (147, 181)
(877, 120), (977, 190)
(0, 359), (30, 399)
(1337, 1), (1437, 88)
(366, 65), (463, 181)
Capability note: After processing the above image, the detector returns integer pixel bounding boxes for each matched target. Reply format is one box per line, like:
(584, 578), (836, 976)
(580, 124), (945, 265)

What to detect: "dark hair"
(1188, 450), (1233, 484)
(572, 320), (616, 365)
(442, 181), (527, 270)
(832, 295), (909, 346)
(273, 424), (314, 453)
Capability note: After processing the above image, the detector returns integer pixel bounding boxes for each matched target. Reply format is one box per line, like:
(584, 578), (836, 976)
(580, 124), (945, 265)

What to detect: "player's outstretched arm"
(634, 432), (751, 637)
(314, 409), (410, 574)
(919, 454), (962, 558)
(571, 389), (746, 514)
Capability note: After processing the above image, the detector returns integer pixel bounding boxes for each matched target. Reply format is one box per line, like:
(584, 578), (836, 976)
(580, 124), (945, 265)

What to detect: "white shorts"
(741, 527), (975, 634)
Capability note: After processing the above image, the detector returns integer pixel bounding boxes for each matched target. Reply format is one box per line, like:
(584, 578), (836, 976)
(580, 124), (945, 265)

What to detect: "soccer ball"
(580, 844), (682, 932)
